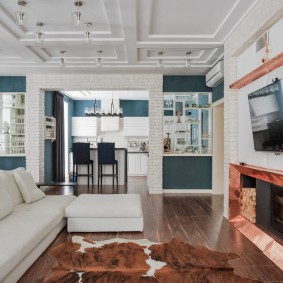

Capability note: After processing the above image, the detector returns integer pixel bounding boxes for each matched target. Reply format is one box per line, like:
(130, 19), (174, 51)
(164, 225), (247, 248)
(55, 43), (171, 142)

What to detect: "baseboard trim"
(163, 189), (212, 194)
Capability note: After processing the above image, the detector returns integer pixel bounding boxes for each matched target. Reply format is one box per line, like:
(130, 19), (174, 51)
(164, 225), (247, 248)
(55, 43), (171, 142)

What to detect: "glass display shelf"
(163, 92), (212, 155)
(0, 93), (25, 155)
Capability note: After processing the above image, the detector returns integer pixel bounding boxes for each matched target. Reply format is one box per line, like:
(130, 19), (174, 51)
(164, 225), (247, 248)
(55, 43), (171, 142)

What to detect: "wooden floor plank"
(17, 178), (283, 283)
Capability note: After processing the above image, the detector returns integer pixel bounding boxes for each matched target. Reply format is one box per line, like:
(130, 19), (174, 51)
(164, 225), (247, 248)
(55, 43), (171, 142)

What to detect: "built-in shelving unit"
(230, 51), (283, 89)
(0, 93), (25, 155)
(45, 116), (56, 141)
(163, 92), (212, 155)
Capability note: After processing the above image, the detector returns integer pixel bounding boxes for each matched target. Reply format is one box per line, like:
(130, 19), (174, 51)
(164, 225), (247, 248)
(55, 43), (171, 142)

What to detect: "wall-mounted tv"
(248, 78), (283, 152)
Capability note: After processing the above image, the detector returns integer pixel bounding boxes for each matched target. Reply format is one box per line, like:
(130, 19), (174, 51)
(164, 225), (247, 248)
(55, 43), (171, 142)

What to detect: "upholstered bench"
(65, 194), (143, 232)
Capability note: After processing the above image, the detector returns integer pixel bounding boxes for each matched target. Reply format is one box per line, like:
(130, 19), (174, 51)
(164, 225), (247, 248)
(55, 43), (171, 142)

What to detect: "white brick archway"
(26, 74), (163, 194)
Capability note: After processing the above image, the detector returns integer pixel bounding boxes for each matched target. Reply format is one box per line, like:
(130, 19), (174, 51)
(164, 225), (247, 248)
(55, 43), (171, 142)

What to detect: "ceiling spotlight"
(73, 1), (84, 27)
(15, 0), (26, 26)
(96, 50), (103, 67)
(34, 22), (44, 45)
(83, 22), (92, 44)
(59, 51), (66, 67)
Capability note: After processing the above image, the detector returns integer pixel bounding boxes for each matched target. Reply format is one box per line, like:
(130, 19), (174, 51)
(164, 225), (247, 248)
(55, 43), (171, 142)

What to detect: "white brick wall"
(223, 0), (283, 218)
(26, 74), (163, 194)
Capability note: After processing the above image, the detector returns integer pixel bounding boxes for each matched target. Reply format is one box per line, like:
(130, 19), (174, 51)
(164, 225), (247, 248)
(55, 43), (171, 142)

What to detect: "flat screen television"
(248, 78), (283, 152)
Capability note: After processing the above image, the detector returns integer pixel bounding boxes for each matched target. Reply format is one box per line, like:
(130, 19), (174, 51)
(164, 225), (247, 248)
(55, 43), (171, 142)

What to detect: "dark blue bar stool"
(72, 142), (94, 187)
(97, 142), (118, 189)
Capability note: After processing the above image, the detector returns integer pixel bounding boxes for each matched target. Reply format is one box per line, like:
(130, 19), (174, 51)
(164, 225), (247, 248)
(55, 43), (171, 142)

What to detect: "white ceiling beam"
(118, 0), (138, 64)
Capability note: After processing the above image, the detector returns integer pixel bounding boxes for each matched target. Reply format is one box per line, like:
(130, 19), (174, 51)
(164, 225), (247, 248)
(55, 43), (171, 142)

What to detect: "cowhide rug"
(45, 237), (262, 283)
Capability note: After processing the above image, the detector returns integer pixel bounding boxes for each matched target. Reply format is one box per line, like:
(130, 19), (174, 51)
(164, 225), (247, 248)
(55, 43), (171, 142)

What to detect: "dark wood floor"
(18, 177), (283, 283)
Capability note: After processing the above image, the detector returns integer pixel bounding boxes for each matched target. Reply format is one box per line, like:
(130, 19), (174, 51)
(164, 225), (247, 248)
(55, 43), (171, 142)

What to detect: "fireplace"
(270, 184), (283, 238)
(229, 163), (283, 269)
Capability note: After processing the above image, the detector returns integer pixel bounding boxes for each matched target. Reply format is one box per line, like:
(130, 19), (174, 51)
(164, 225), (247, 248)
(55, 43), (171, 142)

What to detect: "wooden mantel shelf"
(230, 51), (283, 89)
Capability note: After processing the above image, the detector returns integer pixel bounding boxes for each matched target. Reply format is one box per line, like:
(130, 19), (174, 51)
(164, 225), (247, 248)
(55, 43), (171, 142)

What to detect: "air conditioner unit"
(206, 61), (224, 87)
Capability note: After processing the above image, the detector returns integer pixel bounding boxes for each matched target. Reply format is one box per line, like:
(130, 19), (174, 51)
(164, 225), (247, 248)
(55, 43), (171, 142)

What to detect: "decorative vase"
(164, 133), (171, 153)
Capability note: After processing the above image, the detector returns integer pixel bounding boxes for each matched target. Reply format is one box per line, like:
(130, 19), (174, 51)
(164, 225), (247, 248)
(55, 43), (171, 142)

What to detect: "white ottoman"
(65, 194), (143, 232)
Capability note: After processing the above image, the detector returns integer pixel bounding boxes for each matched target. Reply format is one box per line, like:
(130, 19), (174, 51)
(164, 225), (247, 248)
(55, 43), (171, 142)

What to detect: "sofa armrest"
(36, 182), (78, 196)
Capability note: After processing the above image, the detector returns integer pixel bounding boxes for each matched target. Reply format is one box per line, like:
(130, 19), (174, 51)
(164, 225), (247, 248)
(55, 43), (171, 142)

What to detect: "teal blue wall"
(163, 76), (212, 92)
(0, 76), (26, 170)
(163, 156), (212, 189)
(163, 75), (212, 190)
(0, 76), (26, 92)
(212, 82), (224, 102)
(0, 157), (26, 170)
(120, 100), (148, 117)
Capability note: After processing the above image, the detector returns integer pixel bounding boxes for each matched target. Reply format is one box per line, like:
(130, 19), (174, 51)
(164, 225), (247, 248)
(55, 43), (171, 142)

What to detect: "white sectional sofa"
(0, 168), (76, 283)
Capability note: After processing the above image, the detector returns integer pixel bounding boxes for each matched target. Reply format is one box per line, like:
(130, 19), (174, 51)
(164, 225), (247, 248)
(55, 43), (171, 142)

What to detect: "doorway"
(212, 99), (224, 194)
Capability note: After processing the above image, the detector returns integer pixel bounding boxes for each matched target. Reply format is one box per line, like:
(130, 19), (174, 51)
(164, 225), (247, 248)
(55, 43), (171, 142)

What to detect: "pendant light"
(15, 0), (26, 26)
(185, 51), (191, 68)
(34, 22), (44, 45)
(83, 22), (92, 44)
(59, 51), (66, 67)
(96, 50), (103, 67)
(73, 1), (83, 27)
(157, 51), (163, 68)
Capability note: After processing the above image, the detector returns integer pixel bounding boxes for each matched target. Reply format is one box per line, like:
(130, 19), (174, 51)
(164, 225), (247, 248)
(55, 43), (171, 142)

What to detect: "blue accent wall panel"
(212, 82), (224, 102)
(0, 76), (26, 92)
(163, 76), (212, 92)
(0, 76), (26, 169)
(120, 100), (148, 117)
(163, 156), (212, 189)
(0, 157), (26, 170)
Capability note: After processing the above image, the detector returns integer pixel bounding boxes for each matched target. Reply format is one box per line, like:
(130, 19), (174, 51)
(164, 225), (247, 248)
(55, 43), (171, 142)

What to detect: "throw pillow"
(0, 186), (14, 219)
(0, 167), (25, 206)
(13, 170), (45, 204)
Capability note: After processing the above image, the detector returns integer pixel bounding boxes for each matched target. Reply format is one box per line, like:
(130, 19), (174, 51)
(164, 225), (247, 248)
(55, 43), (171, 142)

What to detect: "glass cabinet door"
(163, 92), (212, 155)
(0, 93), (25, 155)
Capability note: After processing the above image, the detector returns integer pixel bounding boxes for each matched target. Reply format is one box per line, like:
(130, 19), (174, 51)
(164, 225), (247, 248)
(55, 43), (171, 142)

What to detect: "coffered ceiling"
(0, 0), (257, 75)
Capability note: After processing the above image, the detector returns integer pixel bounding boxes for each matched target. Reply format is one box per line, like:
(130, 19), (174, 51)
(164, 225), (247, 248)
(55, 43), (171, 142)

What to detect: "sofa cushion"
(0, 195), (76, 282)
(0, 168), (25, 206)
(13, 170), (45, 203)
(0, 186), (13, 220)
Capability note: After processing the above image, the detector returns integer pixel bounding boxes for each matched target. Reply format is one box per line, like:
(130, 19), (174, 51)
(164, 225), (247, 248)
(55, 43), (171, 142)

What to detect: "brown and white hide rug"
(45, 236), (263, 283)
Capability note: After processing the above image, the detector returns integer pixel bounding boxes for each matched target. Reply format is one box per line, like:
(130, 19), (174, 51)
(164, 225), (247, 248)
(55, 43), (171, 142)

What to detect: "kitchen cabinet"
(0, 93), (25, 155)
(128, 153), (148, 176)
(72, 117), (98, 137)
(163, 93), (212, 155)
(124, 117), (149, 137)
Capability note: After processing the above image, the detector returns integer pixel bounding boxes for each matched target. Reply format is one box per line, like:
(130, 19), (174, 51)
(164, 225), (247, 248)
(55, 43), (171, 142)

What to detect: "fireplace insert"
(270, 184), (283, 239)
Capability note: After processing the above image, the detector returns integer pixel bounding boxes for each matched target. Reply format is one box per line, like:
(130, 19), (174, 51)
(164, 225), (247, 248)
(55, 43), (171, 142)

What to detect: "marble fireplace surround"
(229, 163), (283, 270)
